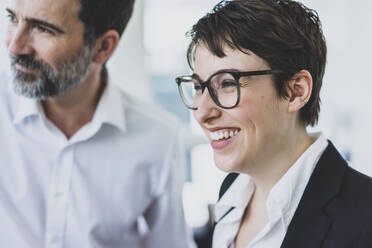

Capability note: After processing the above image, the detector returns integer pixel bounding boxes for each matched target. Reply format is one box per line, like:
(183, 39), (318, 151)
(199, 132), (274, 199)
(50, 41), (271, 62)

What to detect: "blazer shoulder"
(343, 165), (372, 201)
(326, 164), (372, 229)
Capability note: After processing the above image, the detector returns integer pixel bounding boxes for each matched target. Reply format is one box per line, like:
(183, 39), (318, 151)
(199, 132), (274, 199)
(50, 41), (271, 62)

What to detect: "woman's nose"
(193, 89), (221, 124)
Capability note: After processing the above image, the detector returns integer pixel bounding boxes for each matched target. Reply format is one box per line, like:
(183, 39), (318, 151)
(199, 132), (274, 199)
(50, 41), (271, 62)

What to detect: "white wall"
(0, 1), (9, 71)
(108, 0), (152, 103)
(301, 1), (372, 175)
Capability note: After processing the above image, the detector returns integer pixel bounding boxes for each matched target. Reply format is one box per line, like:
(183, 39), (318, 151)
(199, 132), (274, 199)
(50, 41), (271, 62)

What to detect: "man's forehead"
(6, 0), (80, 24)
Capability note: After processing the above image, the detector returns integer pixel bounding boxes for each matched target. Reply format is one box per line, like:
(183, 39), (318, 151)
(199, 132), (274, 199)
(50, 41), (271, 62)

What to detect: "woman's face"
(193, 44), (291, 174)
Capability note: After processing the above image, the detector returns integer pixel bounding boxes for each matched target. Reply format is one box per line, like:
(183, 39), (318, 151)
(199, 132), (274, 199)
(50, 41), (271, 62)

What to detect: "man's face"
(5, 0), (93, 99)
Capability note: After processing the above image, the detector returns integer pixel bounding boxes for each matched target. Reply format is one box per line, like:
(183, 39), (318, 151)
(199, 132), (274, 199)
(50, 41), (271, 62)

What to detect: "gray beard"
(10, 44), (93, 99)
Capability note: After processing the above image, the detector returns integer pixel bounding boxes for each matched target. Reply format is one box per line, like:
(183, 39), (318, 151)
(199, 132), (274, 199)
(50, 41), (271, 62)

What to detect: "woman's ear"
(287, 69), (313, 113)
(92, 30), (120, 65)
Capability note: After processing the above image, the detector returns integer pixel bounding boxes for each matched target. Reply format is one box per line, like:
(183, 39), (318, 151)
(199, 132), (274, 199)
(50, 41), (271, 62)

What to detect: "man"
(0, 0), (193, 247)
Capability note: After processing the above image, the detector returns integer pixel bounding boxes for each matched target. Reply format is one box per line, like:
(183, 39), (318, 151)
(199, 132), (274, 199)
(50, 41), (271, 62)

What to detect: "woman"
(176, 0), (372, 247)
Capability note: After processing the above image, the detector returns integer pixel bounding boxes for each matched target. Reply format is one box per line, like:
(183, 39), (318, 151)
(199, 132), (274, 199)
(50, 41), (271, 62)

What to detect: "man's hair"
(187, 0), (327, 126)
(78, 0), (135, 47)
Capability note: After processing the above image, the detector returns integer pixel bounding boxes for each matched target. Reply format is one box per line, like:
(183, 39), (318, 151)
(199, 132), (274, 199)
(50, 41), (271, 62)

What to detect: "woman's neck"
(247, 127), (314, 201)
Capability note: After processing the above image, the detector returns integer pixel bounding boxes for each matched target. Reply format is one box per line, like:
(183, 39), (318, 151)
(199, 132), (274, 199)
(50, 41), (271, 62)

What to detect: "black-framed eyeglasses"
(175, 69), (285, 110)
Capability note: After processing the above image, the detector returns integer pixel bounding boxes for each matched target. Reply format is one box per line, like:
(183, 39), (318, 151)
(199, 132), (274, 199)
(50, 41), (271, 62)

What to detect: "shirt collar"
(91, 74), (127, 133)
(13, 95), (42, 125)
(267, 132), (328, 227)
(214, 132), (328, 226)
(214, 173), (254, 223)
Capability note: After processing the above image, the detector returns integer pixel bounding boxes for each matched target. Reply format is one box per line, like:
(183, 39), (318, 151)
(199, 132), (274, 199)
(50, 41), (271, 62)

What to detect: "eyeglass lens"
(179, 72), (239, 109)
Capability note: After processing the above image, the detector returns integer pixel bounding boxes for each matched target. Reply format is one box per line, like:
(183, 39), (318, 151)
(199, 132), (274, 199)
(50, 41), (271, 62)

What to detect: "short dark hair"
(187, 0), (327, 126)
(77, 0), (135, 47)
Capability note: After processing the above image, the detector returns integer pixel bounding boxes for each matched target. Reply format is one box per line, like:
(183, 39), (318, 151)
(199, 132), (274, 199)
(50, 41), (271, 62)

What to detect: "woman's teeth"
(210, 129), (239, 141)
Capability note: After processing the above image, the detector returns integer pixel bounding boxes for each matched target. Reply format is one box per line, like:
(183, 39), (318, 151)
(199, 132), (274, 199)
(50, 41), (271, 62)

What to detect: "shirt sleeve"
(141, 124), (196, 248)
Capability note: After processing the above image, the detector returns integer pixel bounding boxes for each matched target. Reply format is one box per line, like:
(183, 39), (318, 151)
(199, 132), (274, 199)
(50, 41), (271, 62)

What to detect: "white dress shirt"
(0, 71), (194, 248)
(213, 133), (328, 248)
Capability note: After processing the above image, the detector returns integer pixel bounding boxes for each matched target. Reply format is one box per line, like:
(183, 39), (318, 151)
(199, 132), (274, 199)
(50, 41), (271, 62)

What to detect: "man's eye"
(34, 25), (55, 35)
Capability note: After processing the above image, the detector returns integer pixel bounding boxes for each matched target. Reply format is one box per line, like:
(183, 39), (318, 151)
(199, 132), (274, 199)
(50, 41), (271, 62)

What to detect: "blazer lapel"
(281, 141), (348, 248)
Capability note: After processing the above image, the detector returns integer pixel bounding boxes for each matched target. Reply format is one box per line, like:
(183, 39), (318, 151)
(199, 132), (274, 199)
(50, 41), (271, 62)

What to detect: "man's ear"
(287, 69), (312, 113)
(92, 30), (120, 65)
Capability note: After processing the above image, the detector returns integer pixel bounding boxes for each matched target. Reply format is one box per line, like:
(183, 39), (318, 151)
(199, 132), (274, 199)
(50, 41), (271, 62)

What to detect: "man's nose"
(6, 23), (34, 56)
(193, 89), (221, 124)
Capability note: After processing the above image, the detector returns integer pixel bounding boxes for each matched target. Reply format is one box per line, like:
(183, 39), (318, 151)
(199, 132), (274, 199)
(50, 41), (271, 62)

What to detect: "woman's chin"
(214, 157), (242, 173)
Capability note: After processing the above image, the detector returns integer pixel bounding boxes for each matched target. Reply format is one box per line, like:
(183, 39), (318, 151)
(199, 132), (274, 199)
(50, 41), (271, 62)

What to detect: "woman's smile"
(208, 127), (241, 150)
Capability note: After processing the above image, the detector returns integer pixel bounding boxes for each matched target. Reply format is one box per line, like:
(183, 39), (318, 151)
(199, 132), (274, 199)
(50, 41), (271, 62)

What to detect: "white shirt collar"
(13, 94), (41, 124)
(267, 132), (328, 227)
(214, 173), (254, 223)
(91, 77), (127, 133)
(214, 132), (328, 227)
(12, 74), (127, 133)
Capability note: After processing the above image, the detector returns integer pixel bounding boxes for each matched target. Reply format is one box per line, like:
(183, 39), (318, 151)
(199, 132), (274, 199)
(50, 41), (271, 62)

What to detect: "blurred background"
(1, 0), (372, 245)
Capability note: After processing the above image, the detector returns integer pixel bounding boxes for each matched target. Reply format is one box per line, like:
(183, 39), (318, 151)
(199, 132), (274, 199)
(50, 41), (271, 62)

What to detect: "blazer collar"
(281, 141), (348, 248)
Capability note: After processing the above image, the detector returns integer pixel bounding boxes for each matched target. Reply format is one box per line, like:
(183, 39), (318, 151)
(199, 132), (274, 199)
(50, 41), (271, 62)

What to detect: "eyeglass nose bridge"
(199, 81), (209, 94)
(197, 81), (222, 110)
(190, 80), (213, 111)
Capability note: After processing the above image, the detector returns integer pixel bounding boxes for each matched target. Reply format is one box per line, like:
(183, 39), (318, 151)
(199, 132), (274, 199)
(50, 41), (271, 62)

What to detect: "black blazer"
(216, 142), (372, 248)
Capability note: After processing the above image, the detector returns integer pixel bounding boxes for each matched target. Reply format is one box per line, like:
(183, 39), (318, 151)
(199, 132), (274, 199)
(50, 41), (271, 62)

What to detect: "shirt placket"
(45, 145), (75, 248)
